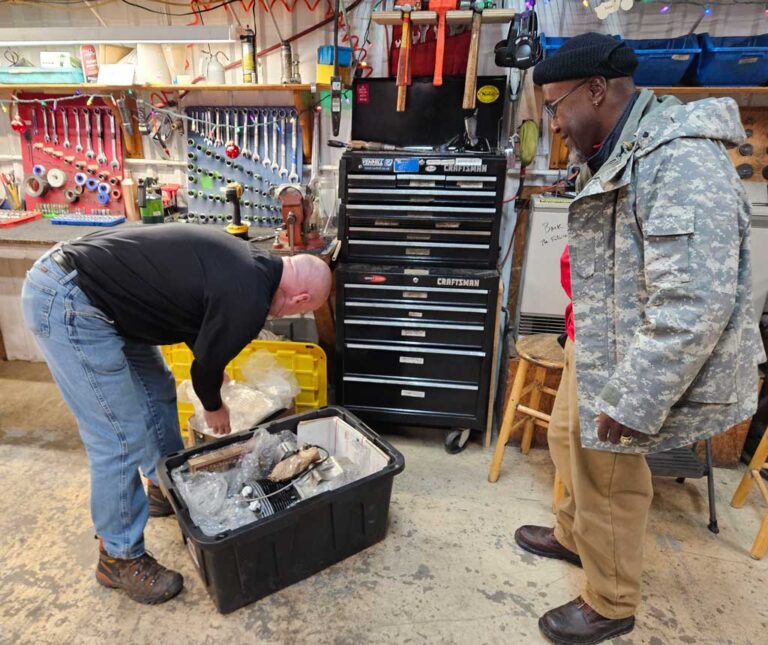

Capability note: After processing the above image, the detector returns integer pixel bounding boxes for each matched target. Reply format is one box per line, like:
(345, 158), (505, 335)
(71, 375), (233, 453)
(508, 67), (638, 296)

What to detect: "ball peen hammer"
(394, 0), (421, 112)
(462, 1), (490, 109)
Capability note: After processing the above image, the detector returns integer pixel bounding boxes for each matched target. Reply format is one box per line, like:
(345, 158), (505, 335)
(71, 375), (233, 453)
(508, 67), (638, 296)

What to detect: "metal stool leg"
(705, 439), (719, 534)
(488, 359), (529, 483)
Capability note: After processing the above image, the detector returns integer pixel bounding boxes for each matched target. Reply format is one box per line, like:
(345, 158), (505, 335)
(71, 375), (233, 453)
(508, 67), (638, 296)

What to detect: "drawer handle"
(399, 356), (425, 365)
(401, 389), (425, 399)
(401, 330), (426, 338)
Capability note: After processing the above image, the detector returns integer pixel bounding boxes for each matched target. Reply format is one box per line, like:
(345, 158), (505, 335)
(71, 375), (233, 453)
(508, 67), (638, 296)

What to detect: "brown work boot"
(515, 525), (582, 567)
(147, 481), (174, 517)
(96, 543), (183, 605)
(539, 597), (635, 644)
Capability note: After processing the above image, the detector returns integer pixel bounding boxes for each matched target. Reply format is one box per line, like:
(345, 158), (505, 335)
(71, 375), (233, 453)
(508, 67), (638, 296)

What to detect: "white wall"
(2, 1), (767, 195)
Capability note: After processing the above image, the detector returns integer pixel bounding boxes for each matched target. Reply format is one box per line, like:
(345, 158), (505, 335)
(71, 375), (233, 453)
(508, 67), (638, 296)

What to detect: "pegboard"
(184, 106), (303, 227)
(728, 107), (768, 182)
(16, 94), (126, 216)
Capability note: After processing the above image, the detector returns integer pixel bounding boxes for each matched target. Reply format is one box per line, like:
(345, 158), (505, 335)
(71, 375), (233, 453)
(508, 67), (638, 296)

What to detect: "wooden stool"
(488, 333), (564, 483)
(731, 422), (768, 559)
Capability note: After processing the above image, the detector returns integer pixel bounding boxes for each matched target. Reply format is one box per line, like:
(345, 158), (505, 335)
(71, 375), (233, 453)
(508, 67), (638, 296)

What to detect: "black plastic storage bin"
(157, 406), (405, 613)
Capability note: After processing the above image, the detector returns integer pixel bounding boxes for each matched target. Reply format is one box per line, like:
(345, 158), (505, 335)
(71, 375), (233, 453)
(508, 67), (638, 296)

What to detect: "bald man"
(21, 224), (331, 605)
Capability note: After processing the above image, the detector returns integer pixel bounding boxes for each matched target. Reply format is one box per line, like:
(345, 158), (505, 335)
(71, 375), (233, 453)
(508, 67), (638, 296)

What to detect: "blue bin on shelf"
(622, 35), (701, 86)
(695, 33), (768, 86)
(540, 34), (622, 60)
(540, 34), (571, 59)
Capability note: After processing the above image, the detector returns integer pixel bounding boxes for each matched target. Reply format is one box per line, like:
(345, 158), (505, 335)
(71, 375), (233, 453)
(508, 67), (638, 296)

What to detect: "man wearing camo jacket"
(513, 33), (765, 644)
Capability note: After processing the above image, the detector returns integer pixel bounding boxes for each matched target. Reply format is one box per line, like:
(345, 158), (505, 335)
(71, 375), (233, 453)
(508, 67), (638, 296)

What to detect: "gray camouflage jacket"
(569, 89), (766, 454)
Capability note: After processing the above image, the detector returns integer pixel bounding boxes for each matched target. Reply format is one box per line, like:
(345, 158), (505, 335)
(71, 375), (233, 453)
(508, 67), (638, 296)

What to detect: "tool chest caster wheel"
(445, 428), (471, 454)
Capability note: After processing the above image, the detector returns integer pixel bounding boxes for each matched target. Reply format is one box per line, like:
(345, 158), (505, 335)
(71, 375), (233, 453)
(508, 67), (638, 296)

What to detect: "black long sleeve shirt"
(62, 224), (283, 411)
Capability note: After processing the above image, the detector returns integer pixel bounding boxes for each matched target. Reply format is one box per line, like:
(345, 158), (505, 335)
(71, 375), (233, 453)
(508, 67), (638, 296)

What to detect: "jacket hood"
(634, 96), (746, 158)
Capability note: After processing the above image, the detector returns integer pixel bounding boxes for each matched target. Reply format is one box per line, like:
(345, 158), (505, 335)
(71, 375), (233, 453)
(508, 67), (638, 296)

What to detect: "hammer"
(462, 1), (490, 109)
(430, 0), (458, 87)
(395, 0), (421, 112)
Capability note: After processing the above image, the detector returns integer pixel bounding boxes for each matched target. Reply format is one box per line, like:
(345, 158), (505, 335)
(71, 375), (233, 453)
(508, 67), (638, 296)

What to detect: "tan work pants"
(548, 339), (654, 619)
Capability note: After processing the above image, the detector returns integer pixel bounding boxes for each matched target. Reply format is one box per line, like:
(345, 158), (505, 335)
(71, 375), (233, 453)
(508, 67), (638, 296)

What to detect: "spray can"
(240, 27), (257, 84)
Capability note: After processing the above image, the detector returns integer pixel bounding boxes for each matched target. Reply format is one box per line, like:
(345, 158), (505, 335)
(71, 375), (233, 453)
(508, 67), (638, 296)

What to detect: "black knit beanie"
(533, 32), (638, 86)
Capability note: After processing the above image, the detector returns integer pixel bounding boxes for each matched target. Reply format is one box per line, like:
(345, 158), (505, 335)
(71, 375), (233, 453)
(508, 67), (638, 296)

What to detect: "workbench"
(0, 218), (128, 360)
(0, 219), (335, 362)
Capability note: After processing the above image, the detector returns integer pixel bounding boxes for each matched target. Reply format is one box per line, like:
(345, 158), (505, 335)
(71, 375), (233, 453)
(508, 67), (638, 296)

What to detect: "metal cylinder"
(280, 42), (293, 85)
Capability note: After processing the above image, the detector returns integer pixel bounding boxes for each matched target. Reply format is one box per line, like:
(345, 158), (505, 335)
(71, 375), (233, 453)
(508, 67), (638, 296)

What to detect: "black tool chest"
(335, 151), (505, 445)
(338, 152), (506, 267)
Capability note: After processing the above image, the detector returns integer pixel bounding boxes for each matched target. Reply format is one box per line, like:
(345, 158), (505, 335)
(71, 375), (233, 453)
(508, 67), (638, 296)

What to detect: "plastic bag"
(268, 446), (322, 482)
(170, 468), (255, 536)
(238, 428), (298, 480)
(240, 350), (300, 411)
(177, 380), (281, 436)
(293, 457), (362, 499)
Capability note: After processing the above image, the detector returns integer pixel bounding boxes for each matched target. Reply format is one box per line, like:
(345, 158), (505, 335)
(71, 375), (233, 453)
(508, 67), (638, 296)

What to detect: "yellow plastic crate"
(161, 340), (327, 434)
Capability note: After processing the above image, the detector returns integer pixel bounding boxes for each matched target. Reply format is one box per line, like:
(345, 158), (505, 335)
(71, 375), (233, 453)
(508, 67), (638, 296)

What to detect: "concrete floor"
(0, 361), (766, 645)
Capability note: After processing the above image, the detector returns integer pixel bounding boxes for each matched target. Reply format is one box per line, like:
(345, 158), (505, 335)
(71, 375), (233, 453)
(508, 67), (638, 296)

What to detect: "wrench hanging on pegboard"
(184, 105), (303, 227)
(15, 94), (127, 218)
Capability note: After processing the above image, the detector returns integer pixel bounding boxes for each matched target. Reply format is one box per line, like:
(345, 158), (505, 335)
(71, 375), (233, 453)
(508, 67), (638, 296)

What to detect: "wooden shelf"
(372, 8), (515, 26)
(0, 83), (329, 93)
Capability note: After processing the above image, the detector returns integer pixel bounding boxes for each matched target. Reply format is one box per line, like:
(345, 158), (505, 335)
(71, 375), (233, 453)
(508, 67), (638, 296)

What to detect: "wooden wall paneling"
(728, 106), (768, 181)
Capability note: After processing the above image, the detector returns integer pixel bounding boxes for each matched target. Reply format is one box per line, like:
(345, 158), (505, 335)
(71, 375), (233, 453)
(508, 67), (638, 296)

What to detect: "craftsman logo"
(477, 85), (500, 104)
(362, 275), (387, 283)
(437, 278), (480, 287)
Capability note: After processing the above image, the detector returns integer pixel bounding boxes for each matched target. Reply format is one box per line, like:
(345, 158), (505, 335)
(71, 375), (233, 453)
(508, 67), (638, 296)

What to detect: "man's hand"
(204, 404), (231, 436)
(596, 413), (645, 445)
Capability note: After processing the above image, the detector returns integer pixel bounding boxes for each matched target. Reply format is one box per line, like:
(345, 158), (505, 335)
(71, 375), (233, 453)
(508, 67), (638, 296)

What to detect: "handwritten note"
(540, 221), (568, 248)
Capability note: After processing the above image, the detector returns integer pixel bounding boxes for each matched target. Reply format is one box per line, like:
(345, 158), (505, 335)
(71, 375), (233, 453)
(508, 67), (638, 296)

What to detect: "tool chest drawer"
(344, 300), (488, 325)
(344, 319), (486, 348)
(345, 239), (493, 266)
(339, 151), (506, 269)
(338, 264), (497, 307)
(344, 182), (498, 205)
(343, 343), (485, 383)
(342, 376), (480, 418)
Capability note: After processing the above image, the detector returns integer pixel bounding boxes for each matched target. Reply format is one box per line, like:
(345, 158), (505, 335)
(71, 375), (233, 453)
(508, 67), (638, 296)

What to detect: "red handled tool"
(430, 0), (458, 87)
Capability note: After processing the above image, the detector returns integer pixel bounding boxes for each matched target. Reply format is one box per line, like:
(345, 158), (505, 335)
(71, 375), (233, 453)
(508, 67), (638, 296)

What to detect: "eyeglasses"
(543, 79), (590, 120)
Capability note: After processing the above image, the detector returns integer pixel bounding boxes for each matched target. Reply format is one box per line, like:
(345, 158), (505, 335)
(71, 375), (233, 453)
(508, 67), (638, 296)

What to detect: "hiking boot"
(539, 596), (635, 644)
(147, 481), (174, 517)
(96, 543), (183, 605)
(515, 525), (582, 567)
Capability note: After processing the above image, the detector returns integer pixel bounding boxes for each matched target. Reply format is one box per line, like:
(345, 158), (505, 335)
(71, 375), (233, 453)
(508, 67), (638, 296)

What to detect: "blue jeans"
(21, 249), (183, 558)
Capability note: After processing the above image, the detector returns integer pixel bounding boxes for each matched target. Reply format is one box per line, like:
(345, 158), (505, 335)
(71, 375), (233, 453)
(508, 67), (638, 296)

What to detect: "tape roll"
(46, 168), (66, 188)
(32, 164), (46, 178)
(64, 189), (79, 204)
(24, 175), (50, 197)
(110, 188), (122, 201)
(74, 185), (84, 195)
(74, 172), (88, 186)
(97, 182), (111, 195)
(109, 176), (121, 187)
(85, 178), (99, 192)
(97, 191), (110, 205)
